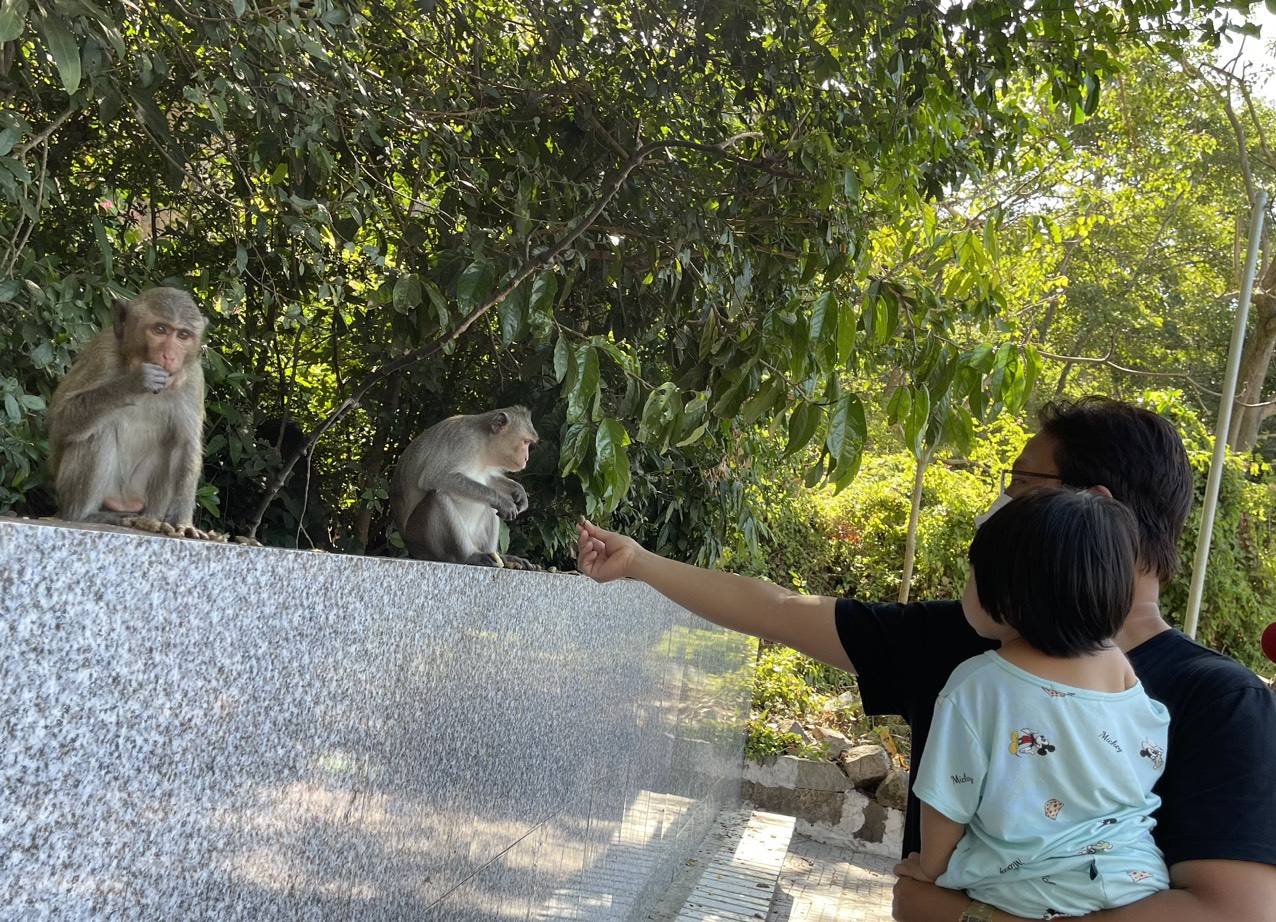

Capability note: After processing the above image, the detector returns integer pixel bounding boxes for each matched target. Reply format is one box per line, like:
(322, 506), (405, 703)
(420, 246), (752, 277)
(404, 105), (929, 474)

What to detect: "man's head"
(1005, 397), (1193, 583)
(967, 487), (1140, 656)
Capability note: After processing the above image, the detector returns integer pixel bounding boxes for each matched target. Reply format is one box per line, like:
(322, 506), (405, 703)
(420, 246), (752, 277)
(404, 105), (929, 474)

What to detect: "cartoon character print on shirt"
(1011, 727), (1057, 756)
(1079, 840), (1112, 855)
(1040, 685), (1075, 698)
(1128, 870), (1154, 882)
(1138, 738), (1165, 771)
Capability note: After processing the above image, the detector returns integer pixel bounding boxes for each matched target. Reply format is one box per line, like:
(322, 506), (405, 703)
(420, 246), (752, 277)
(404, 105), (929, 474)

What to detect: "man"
(577, 397), (1276, 922)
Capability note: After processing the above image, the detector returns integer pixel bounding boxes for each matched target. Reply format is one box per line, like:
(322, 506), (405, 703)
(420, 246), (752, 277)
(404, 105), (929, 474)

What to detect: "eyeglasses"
(999, 469), (1064, 493)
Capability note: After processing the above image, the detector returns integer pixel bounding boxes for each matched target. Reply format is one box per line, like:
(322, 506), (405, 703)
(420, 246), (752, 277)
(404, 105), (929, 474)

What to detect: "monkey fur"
(48, 287), (208, 528)
(390, 406), (537, 567)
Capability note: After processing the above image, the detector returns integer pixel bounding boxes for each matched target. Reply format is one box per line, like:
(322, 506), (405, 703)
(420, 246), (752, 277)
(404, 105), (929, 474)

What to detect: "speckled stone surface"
(0, 519), (756, 920)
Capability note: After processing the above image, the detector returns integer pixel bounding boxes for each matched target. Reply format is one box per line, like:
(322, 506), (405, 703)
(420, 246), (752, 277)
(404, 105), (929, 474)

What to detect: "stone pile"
(742, 726), (906, 857)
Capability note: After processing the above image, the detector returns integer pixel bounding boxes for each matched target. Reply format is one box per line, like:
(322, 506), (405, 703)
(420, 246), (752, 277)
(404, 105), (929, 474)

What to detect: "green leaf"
(739, 377), (783, 428)
(836, 297), (856, 366)
(1081, 73), (1101, 116)
(4, 392), (19, 424)
(530, 271), (557, 315)
(904, 385), (930, 458)
(37, 13), (81, 96)
(558, 422), (591, 475)
(0, 0), (29, 43)
(594, 418), (632, 509)
(825, 393), (866, 470)
(553, 335), (573, 384)
(392, 274), (422, 313)
(886, 386), (911, 426)
(638, 386), (672, 442)
(456, 258), (493, 312)
(498, 283), (528, 347)
(784, 402), (821, 458)
(569, 345), (600, 421)
(92, 214), (112, 278)
(424, 281), (449, 329)
(809, 292), (833, 343)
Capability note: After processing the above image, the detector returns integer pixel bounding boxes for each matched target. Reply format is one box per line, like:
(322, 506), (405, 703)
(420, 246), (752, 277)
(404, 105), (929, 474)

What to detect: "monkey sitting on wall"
(390, 406), (538, 568)
(48, 287), (207, 530)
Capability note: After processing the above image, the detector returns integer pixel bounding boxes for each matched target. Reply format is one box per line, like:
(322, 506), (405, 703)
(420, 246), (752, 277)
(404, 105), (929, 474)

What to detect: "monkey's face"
(501, 432), (534, 471)
(124, 317), (202, 390)
(145, 321), (201, 374)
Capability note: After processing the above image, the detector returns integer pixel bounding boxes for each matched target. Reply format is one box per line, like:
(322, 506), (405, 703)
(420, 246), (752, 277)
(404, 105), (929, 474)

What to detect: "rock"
(826, 690), (860, 712)
(876, 768), (909, 811)
(742, 781), (848, 826)
(779, 719), (810, 741)
(811, 726), (854, 758)
(855, 800), (889, 843)
(744, 755), (852, 793)
(837, 745), (892, 790)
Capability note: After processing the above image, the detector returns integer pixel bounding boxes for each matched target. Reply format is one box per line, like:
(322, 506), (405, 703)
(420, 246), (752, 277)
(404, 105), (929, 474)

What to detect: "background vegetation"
(2, 3), (1275, 726)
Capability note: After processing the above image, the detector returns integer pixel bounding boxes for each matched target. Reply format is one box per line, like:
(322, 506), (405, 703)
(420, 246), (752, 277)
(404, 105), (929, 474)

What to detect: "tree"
(0, 0), (1251, 559)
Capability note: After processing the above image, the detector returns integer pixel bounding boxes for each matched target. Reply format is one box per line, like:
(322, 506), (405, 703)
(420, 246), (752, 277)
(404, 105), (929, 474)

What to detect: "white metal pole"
(1183, 190), (1267, 638)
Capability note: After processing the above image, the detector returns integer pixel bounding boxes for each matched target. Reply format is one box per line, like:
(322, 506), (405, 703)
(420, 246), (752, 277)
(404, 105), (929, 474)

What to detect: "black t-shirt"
(835, 598), (1276, 868)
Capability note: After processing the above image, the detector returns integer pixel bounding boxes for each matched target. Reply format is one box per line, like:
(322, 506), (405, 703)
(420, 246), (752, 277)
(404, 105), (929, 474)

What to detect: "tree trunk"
(1229, 278), (1276, 452)
(898, 445), (934, 604)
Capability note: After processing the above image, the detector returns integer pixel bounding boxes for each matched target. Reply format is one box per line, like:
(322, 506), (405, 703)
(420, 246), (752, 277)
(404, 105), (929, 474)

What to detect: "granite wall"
(0, 519), (756, 921)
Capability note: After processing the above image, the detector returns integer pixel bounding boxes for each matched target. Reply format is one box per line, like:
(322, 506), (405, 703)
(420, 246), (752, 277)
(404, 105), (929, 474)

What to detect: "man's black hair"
(1037, 397), (1193, 583)
(969, 487), (1139, 657)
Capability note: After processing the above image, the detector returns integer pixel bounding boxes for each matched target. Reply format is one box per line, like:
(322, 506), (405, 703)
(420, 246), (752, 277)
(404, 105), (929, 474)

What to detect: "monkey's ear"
(489, 411), (511, 433)
(112, 298), (131, 339)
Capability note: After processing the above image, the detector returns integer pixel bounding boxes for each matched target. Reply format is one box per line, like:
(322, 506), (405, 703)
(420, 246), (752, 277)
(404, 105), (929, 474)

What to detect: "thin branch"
(1037, 347), (1276, 407)
(14, 104), (77, 158)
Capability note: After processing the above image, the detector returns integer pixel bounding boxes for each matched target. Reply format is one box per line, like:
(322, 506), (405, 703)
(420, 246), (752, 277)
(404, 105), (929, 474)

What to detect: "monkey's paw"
(120, 516), (229, 542)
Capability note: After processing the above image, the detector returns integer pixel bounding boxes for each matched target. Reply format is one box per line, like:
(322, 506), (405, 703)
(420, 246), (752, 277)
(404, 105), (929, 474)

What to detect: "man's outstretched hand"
(576, 519), (641, 583)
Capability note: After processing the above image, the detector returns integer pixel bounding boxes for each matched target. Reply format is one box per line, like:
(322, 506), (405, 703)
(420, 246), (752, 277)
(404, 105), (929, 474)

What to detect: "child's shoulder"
(938, 650), (1004, 696)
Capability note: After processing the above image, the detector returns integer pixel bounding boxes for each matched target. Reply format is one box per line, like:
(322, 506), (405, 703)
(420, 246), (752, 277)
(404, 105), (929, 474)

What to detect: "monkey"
(47, 287), (207, 530)
(390, 406), (538, 568)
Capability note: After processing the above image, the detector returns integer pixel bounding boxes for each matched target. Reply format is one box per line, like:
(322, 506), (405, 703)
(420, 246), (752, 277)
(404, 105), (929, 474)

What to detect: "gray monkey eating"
(390, 405), (538, 567)
(48, 287), (207, 528)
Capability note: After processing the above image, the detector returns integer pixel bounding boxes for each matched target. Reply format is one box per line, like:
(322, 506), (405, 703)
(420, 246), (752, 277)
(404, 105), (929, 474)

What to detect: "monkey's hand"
(494, 493), (522, 521)
(138, 363), (170, 394)
(510, 483), (529, 515)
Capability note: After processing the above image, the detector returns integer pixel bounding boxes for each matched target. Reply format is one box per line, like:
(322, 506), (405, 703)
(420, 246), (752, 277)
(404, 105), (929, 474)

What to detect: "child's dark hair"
(968, 487), (1140, 657)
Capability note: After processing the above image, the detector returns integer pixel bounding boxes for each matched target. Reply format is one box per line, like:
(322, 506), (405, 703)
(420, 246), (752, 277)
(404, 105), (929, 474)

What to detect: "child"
(911, 487), (1170, 920)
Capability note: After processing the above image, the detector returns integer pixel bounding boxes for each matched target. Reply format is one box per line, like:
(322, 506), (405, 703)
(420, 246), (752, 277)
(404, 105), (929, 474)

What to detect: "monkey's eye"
(153, 324), (169, 335)
(177, 330), (193, 340)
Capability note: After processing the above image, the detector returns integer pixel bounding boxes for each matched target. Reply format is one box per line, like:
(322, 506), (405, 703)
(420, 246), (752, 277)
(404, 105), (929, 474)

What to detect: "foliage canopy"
(0, 0), (1261, 561)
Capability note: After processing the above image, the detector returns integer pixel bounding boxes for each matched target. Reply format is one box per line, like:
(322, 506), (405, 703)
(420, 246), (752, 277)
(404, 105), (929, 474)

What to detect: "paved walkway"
(646, 815), (897, 922)
(767, 836), (897, 922)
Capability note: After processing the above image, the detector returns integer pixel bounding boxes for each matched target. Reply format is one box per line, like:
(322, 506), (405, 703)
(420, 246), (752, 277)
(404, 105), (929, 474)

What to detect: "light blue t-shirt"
(913, 651), (1170, 919)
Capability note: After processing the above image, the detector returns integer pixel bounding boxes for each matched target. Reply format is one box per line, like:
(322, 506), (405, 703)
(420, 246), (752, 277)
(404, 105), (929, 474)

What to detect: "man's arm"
(577, 519), (852, 671)
(1086, 860), (1276, 922)
(891, 859), (1276, 922)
